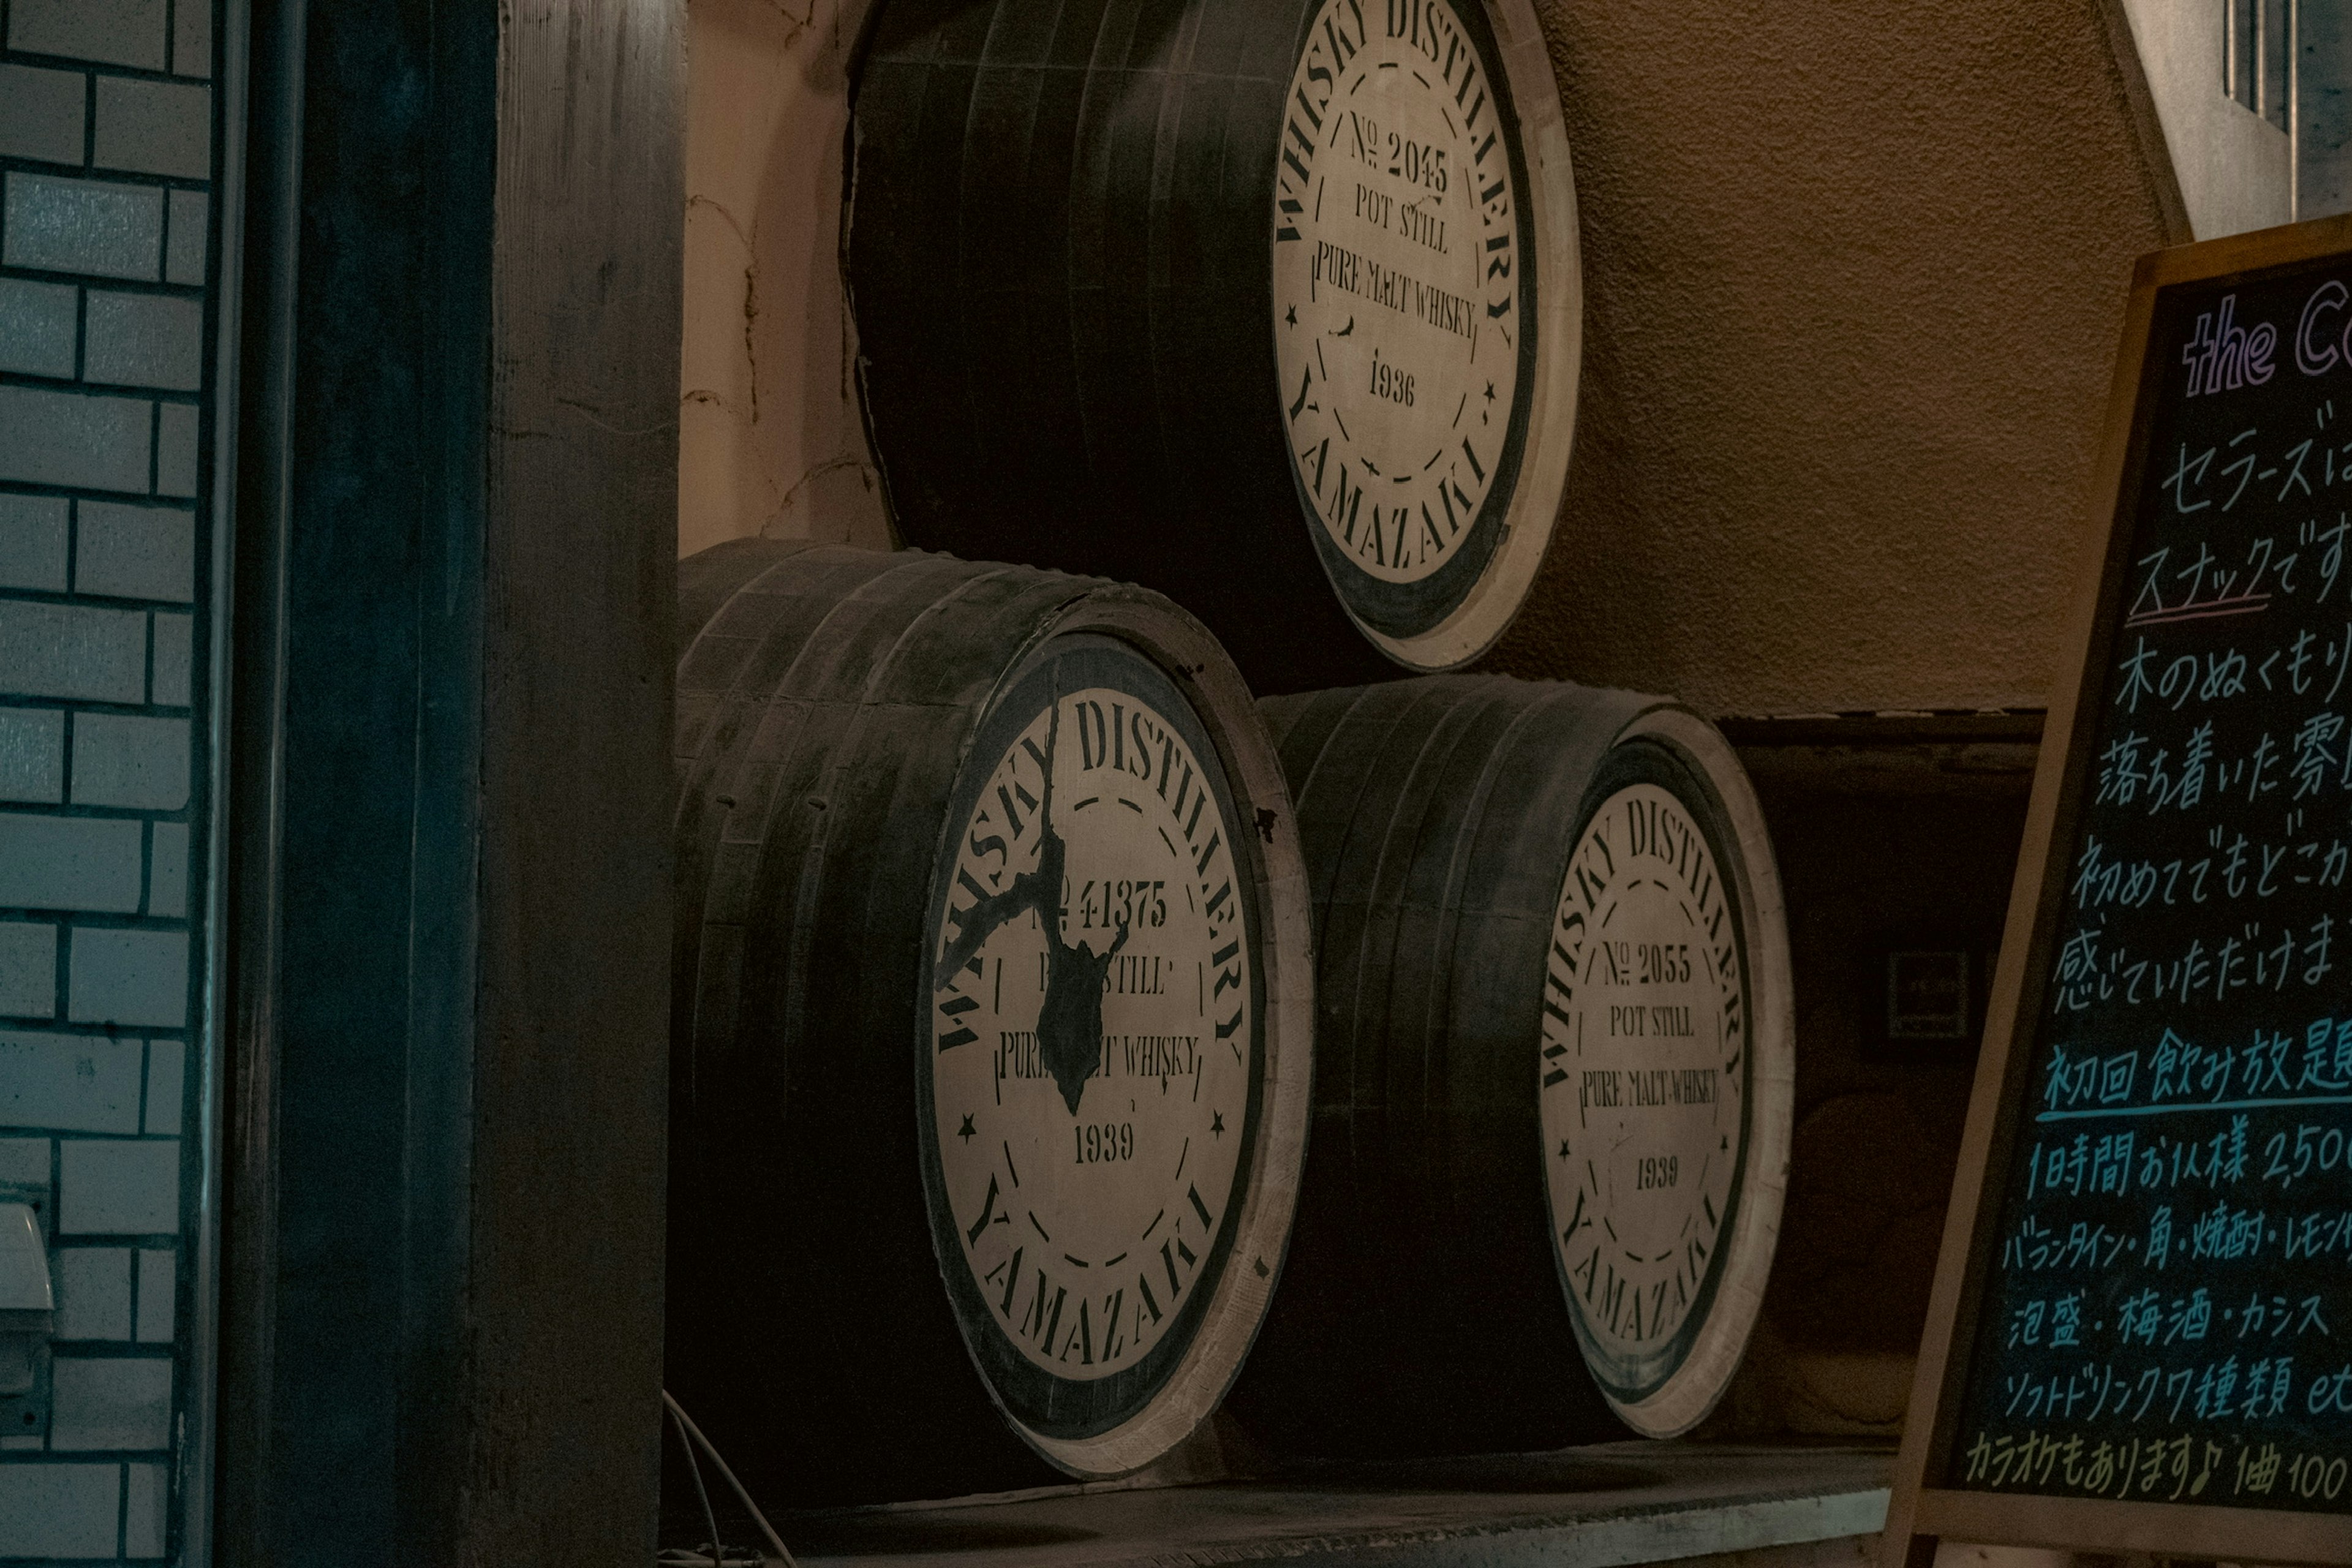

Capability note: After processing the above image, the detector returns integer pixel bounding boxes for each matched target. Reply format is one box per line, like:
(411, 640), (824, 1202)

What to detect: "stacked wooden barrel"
(665, 541), (1312, 1502)
(844, 0), (1581, 690)
(660, 0), (1797, 1510)
(1225, 676), (1793, 1455)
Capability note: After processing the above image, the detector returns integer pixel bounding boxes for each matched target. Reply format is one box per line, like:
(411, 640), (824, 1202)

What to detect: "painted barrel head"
(1272, 0), (1553, 663)
(1538, 757), (1753, 1427)
(918, 635), (1264, 1462)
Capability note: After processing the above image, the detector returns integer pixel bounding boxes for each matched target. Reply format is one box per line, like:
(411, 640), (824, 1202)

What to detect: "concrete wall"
(2119, 0), (2291, 237)
(0, 0), (221, 1555)
(2304, 4), (2352, 220)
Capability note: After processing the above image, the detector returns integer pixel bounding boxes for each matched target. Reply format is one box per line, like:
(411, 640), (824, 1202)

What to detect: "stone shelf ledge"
(772, 1441), (1893, 1568)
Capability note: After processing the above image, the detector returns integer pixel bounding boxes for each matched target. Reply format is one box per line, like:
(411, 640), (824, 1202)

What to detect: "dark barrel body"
(1226, 676), (1793, 1457)
(665, 540), (1312, 1505)
(844, 0), (1582, 687)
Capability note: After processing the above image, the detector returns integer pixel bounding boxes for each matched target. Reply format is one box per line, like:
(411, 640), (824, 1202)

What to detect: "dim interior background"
(3, 0), (2351, 1558)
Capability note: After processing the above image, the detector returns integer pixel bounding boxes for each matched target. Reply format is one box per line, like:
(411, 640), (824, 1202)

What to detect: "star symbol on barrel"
(1285, 306), (1297, 328)
(1212, 1110), (1226, 1138)
(1483, 381), (1495, 402)
(958, 1114), (976, 1142)
(1558, 1139), (1570, 1161)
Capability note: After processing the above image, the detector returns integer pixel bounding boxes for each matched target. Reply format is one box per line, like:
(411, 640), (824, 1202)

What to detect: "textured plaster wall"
(1485, 0), (2176, 715)
(681, 0), (2179, 715)
(678, 0), (890, 559)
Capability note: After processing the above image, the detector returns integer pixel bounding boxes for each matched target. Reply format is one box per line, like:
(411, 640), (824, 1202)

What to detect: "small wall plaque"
(1887, 951), (1971, 1041)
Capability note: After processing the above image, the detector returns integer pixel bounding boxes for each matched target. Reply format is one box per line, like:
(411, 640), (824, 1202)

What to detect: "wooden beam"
(216, 1), (682, 1560)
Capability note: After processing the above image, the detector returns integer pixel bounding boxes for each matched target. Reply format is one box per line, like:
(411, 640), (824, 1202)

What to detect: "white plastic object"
(0, 1202), (53, 1397)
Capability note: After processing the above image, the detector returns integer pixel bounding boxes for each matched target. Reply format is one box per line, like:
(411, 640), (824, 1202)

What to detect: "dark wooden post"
(217, 1), (681, 1561)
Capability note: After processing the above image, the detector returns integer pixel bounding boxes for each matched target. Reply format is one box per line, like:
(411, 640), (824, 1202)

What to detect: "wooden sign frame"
(1883, 211), (2352, 1568)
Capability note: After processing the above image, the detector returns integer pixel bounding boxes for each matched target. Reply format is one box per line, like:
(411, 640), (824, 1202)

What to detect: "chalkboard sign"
(1886, 216), (2352, 1567)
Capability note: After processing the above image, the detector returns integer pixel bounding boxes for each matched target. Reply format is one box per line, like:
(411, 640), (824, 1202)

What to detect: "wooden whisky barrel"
(665, 539), (1313, 1505)
(1225, 675), (1792, 1455)
(843, 0), (1580, 691)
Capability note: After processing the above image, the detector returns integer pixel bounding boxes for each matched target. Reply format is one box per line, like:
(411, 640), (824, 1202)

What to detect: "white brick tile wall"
(149, 610), (192, 705)
(141, 1040), (181, 1137)
(0, 601), (151, 702)
(0, 383), (154, 491)
(0, 275), (78, 377)
(154, 400), (197, 495)
(71, 713), (188, 810)
(57, 1139), (178, 1234)
(0, 707), (64, 802)
(56, 1246), (130, 1340)
(0, 922), (57, 1017)
(93, 79), (210, 182)
(145, 822), (187, 918)
(164, 190), (206, 285)
(126, 1459), (167, 1555)
(0, 1461), (119, 1555)
(134, 1247), (170, 1343)
(170, 1), (211, 80)
(2, 172), (164, 279)
(6, 7), (214, 1536)
(0, 815), (145, 910)
(67, 929), (186, 1027)
(0, 494), (69, 590)
(0, 64), (86, 166)
(49, 1356), (170, 1449)
(0, 1138), (47, 1187)
(75, 500), (195, 600)
(0, 1032), (143, 1133)
(84, 294), (203, 391)
(7, 0), (169, 72)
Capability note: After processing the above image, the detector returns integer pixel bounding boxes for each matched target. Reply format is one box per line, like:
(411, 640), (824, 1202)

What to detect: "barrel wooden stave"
(677, 535), (825, 657)
(847, 0), (1397, 692)
(682, 555), (1077, 1139)
(1228, 676), (1788, 1457)
(674, 545), (904, 1047)
(684, 556), (1005, 1080)
(1256, 681), (1630, 1454)
(669, 550), (1035, 1506)
(848, 0), (1580, 683)
(667, 543), (1312, 1505)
